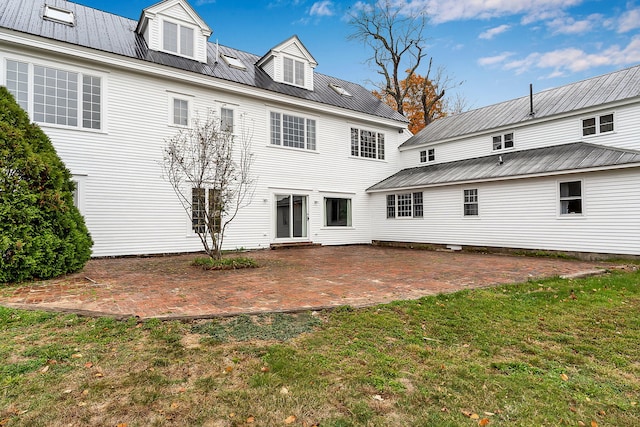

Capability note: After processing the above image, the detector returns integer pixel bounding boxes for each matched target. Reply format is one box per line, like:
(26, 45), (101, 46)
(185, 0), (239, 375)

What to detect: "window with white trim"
(492, 132), (514, 150)
(582, 113), (613, 136)
(163, 20), (194, 58)
(463, 189), (478, 216)
(386, 192), (423, 218)
(270, 111), (316, 150)
(221, 107), (234, 132)
(5, 60), (102, 130)
(192, 187), (222, 234)
(559, 181), (582, 215)
(283, 57), (305, 86)
(420, 148), (435, 163)
(351, 128), (385, 160)
(172, 98), (189, 126)
(325, 198), (352, 227)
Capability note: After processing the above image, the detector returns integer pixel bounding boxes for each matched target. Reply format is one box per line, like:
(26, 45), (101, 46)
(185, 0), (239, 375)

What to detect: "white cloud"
(477, 52), (514, 66)
(618, 8), (640, 33)
(310, 0), (335, 17)
(501, 36), (640, 76)
(479, 24), (511, 40)
(545, 13), (602, 35)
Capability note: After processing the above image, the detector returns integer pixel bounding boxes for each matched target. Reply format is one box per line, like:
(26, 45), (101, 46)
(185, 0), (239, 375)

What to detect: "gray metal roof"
(401, 64), (640, 147)
(367, 142), (640, 191)
(0, 0), (407, 124)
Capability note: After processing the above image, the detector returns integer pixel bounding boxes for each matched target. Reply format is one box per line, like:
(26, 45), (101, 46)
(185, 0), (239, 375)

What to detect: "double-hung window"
(163, 20), (194, 58)
(325, 198), (352, 227)
(386, 192), (423, 218)
(5, 59), (102, 130)
(172, 98), (189, 126)
(582, 113), (613, 136)
(270, 112), (316, 150)
(191, 187), (222, 234)
(221, 107), (234, 132)
(559, 181), (582, 215)
(351, 128), (385, 160)
(463, 189), (478, 216)
(283, 57), (305, 86)
(492, 132), (514, 150)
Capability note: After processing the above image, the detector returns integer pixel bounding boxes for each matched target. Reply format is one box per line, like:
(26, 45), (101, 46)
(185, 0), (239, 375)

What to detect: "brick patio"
(0, 245), (610, 319)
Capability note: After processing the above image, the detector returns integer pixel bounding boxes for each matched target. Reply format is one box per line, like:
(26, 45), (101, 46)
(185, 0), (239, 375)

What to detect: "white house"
(1, 0), (639, 258)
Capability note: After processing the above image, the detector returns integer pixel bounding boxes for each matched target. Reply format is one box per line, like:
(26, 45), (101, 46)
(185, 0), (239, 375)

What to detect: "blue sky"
(79, 0), (640, 110)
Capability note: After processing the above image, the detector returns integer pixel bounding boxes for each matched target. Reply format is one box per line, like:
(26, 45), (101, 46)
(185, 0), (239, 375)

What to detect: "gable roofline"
(256, 35), (318, 68)
(367, 142), (640, 192)
(400, 64), (640, 148)
(136, 0), (212, 36)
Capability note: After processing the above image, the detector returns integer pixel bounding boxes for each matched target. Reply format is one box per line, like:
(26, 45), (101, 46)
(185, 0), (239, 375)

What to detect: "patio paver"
(0, 245), (612, 319)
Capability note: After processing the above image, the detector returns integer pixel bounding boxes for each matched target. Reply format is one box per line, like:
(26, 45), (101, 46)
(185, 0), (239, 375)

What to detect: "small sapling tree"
(162, 111), (254, 260)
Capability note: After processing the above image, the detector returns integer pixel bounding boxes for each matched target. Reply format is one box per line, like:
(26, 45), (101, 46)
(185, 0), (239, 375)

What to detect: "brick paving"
(0, 245), (610, 319)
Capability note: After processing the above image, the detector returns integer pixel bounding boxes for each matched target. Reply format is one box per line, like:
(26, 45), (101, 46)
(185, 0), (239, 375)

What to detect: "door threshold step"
(270, 242), (322, 250)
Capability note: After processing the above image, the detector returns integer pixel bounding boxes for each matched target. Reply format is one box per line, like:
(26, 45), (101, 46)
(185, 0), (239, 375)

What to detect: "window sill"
(267, 144), (319, 154)
(39, 122), (105, 134)
(349, 155), (386, 163)
(321, 226), (355, 230)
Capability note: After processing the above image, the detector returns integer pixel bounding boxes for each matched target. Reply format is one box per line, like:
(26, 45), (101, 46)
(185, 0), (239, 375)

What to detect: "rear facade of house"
(2, 0), (639, 258)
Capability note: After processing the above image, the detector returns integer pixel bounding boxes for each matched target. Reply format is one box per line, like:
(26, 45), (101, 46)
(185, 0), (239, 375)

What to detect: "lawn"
(1, 268), (638, 426)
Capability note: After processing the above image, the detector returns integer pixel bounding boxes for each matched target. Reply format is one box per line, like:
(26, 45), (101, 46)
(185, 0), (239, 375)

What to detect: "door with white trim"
(275, 194), (308, 240)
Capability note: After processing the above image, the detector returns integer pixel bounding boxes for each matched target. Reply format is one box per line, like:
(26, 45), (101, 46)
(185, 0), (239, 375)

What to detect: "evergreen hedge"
(0, 87), (93, 283)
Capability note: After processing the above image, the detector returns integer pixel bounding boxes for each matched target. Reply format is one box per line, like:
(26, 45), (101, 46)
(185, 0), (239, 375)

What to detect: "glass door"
(275, 194), (308, 239)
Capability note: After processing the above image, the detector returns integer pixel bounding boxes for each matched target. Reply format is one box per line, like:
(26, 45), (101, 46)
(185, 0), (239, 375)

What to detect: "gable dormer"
(136, 0), (212, 63)
(257, 36), (318, 91)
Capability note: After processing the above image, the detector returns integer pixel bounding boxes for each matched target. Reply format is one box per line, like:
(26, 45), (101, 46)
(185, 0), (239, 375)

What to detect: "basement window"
(44, 5), (75, 26)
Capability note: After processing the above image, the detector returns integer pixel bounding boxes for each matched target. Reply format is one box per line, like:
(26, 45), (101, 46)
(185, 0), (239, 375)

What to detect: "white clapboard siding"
(371, 168), (640, 255)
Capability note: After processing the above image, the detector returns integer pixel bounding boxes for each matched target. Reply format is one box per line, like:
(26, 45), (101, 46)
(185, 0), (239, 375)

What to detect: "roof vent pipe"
(529, 83), (535, 117)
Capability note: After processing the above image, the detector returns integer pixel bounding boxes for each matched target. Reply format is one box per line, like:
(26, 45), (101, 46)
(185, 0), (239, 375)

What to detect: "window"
(492, 132), (514, 150)
(221, 107), (234, 132)
(191, 188), (222, 234)
(270, 112), (316, 150)
(559, 181), (582, 215)
(420, 148), (435, 163)
(583, 114), (614, 136)
(172, 98), (189, 126)
(6, 60), (101, 130)
(386, 192), (423, 218)
(283, 57), (305, 86)
(325, 198), (352, 227)
(163, 21), (194, 57)
(351, 128), (385, 160)
(329, 83), (352, 97)
(44, 5), (75, 25)
(221, 54), (246, 70)
(464, 189), (478, 216)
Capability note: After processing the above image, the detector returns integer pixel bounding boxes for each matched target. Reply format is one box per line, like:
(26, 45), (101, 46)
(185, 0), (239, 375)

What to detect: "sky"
(77, 0), (640, 110)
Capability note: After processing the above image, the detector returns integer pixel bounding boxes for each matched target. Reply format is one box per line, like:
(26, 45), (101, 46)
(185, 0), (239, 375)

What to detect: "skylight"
(43, 4), (75, 26)
(221, 54), (246, 71)
(329, 83), (352, 97)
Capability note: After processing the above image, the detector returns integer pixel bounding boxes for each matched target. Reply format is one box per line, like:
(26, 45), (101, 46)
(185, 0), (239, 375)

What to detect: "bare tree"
(348, 0), (428, 116)
(161, 111), (254, 259)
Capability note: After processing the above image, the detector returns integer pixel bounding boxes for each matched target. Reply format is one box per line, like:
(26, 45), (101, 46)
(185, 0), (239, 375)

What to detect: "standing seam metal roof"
(367, 142), (640, 191)
(400, 64), (640, 148)
(0, 0), (407, 124)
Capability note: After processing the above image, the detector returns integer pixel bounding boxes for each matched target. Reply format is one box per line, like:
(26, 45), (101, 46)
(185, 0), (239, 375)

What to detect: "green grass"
(191, 255), (258, 270)
(1, 270), (639, 426)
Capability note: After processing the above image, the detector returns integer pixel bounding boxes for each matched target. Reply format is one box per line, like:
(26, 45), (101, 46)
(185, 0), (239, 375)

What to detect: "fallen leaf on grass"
(479, 418), (490, 426)
(578, 422), (586, 426)
(560, 373), (569, 381)
(94, 372), (104, 378)
(84, 362), (93, 368)
(284, 415), (296, 424)
(470, 413), (480, 420)
(116, 424), (128, 427)
(40, 366), (49, 374)
(81, 389), (89, 396)
(591, 421), (598, 427)
(372, 395), (384, 401)
(71, 353), (83, 359)
(246, 416), (255, 423)
(224, 366), (233, 373)
(280, 387), (289, 395)
(484, 412), (495, 416)
(260, 366), (270, 372)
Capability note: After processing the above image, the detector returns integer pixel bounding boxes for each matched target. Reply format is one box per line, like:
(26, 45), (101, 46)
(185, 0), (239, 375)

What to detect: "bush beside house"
(0, 87), (93, 283)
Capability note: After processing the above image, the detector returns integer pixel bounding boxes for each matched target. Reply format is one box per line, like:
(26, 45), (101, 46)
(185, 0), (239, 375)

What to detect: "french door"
(275, 194), (308, 239)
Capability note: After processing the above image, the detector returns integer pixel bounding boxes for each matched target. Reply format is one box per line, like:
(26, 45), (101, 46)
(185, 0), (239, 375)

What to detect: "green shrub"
(191, 256), (258, 270)
(0, 87), (93, 283)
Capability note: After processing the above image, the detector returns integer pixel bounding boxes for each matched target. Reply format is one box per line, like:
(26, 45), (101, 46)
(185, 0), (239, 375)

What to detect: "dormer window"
(163, 20), (194, 58)
(44, 4), (75, 26)
(284, 57), (305, 86)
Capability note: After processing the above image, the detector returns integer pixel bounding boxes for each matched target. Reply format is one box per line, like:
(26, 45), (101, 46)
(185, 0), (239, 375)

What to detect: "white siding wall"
(1, 49), (404, 256)
(371, 168), (640, 255)
(400, 103), (640, 169)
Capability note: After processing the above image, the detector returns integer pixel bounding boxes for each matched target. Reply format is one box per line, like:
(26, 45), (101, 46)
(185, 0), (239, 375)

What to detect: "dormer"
(257, 36), (318, 91)
(136, 0), (212, 63)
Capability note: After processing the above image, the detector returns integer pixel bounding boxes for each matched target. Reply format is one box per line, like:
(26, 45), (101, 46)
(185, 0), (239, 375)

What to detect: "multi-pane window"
(5, 60), (101, 130)
(420, 148), (435, 163)
(325, 198), (352, 227)
(559, 181), (582, 215)
(492, 132), (514, 150)
(173, 98), (189, 126)
(270, 112), (316, 150)
(163, 21), (194, 57)
(463, 189), (478, 216)
(192, 188), (222, 234)
(583, 114), (614, 136)
(221, 107), (234, 132)
(283, 57), (305, 86)
(351, 128), (385, 160)
(386, 192), (423, 218)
